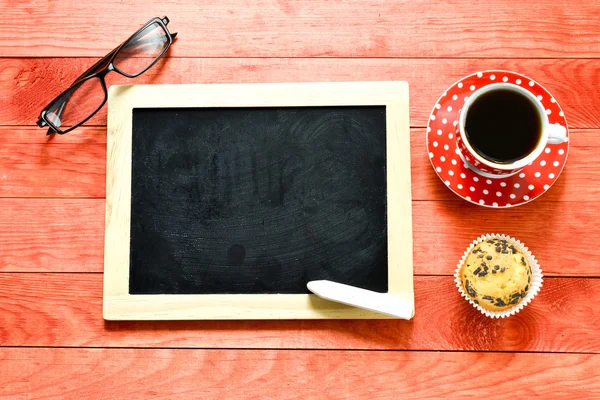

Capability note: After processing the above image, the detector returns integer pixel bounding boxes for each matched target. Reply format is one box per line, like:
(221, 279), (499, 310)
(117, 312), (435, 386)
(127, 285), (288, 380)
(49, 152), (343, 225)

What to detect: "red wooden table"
(1, 1), (600, 398)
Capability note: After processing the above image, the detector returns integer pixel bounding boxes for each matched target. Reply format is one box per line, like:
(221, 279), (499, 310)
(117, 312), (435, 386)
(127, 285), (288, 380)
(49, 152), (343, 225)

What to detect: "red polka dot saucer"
(426, 70), (569, 208)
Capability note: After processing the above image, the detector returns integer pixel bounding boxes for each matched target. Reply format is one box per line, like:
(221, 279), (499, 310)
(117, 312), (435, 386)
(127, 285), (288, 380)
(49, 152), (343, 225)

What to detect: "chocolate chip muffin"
(459, 238), (532, 311)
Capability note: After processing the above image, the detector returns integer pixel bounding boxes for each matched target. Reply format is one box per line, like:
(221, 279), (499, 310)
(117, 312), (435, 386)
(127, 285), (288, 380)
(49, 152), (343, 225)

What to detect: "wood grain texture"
(0, 126), (596, 201)
(3, 58), (600, 128)
(1, 273), (599, 352)
(2, 0), (600, 58)
(2, 197), (599, 276)
(0, 199), (104, 272)
(1, 348), (599, 400)
(0, 143), (105, 198)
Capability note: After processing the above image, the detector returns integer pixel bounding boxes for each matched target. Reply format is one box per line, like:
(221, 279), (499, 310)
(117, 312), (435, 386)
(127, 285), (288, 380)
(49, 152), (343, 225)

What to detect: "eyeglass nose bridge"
(100, 63), (115, 78)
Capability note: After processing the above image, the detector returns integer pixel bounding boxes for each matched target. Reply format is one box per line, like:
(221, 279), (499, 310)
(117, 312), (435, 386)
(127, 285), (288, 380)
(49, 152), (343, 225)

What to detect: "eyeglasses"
(37, 16), (177, 135)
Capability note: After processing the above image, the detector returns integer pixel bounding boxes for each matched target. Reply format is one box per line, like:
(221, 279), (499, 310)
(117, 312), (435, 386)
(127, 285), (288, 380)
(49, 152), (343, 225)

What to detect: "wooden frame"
(103, 81), (412, 320)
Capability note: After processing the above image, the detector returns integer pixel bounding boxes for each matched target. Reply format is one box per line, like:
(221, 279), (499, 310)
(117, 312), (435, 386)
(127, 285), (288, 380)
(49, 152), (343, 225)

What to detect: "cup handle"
(547, 123), (568, 144)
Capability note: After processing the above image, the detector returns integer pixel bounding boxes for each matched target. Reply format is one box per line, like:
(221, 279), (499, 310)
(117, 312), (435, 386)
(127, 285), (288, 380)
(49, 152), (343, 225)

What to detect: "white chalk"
(307, 280), (414, 319)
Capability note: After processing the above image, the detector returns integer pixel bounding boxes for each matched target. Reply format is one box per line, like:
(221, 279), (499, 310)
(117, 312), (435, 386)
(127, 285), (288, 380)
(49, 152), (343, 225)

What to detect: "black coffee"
(465, 89), (542, 164)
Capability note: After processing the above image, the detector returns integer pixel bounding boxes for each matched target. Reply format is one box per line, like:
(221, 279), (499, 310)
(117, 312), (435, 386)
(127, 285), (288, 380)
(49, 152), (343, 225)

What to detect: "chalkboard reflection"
(129, 106), (388, 294)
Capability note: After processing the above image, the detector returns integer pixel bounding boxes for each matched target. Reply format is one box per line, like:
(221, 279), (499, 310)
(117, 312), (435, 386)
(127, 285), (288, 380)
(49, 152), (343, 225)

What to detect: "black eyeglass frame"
(37, 16), (177, 135)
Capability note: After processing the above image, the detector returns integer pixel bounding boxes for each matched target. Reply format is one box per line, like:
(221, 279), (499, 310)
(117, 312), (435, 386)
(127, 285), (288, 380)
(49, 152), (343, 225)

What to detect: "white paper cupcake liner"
(454, 233), (543, 318)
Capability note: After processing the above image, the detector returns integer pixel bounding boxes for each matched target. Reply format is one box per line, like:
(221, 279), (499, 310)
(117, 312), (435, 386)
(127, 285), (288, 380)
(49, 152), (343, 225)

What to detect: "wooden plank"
(1, 197), (599, 276)
(2, 58), (600, 129)
(412, 201), (600, 277)
(0, 126), (107, 144)
(1, 273), (599, 352)
(2, 1), (600, 58)
(0, 143), (105, 198)
(0, 127), (595, 200)
(0, 199), (104, 272)
(1, 349), (598, 399)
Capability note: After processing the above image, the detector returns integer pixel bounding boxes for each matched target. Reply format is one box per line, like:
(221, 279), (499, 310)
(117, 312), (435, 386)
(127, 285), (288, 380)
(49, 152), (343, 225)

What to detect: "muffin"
(459, 237), (532, 311)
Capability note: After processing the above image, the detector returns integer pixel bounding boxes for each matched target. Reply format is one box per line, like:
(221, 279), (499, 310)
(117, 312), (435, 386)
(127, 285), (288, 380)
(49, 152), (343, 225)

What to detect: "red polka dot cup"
(456, 83), (568, 178)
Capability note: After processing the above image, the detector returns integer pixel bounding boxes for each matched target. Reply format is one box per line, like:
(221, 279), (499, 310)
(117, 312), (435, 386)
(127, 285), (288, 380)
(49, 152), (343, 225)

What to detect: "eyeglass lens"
(45, 77), (106, 129)
(113, 22), (169, 76)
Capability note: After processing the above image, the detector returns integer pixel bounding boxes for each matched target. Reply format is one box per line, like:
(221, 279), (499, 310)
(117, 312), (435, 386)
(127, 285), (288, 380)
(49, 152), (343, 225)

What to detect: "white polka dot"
(558, 149), (565, 155)
(486, 179), (492, 184)
(447, 106), (453, 112)
(466, 196), (471, 201)
(546, 109), (551, 115)
(506, 203), (512, 207)
(477, 72), (483, 78)
(549, 173), (555, 179)
(490, 75), (496, 80)
(440, 156), (446, 162)
(514, 183), (520, 188)
(516, 79), (522, 85)
(493, 202), (499, 207)
(540, 160), (546, 166)
(529, 81), (535, 87)
(448, 133), (454, 139)
(510, 194), (516, 199)
(544, 184), (550, 190)
(473, 176), (479, 182)
(551, 97), (556, 103)
(483, 189), (489, 195)
(545, 148), (551, 154)
(433, 141), (438, 147)
(479, 199), (485, 205)
(464, 96), (469, 102)
(470, 186), (475, 192)
(442, 92), (447, 97)
(429, 152), (434, 158)
(449, 170), (455, 176)
(537, 95), (543, 101)
(451, 159), (457, 165)
(452, 94), (458, 100)
(553, 161), (560, 167)
(445, 180), (451, 186)
(457, 184), (463, 189)
(534, 172), (541, 178)
(435, 104), (441, 110)
(500, 182), (507, 187)
(436, 166), (442, 172)
(458, 82), (464, 88)
(430, 115), (436, 120)
(502, 76), (508, 82)
(444, 144), (449, 150)
(528, 184), (534, 190)
(470, 85), (476, 91)
(453, 120), (458, 126)
(435, 129), (441, 135)
(519, 173), (526, 178)
(523, 195), (530, 200)
(442, 118), (448, 124)
(427, 126), (431, 133)
(460, 173), (466, 179)
(496, 191), (502, 197)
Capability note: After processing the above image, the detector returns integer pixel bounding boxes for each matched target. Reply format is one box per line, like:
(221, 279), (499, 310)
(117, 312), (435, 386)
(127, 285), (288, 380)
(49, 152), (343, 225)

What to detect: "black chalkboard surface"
(129, 106), (388, 295)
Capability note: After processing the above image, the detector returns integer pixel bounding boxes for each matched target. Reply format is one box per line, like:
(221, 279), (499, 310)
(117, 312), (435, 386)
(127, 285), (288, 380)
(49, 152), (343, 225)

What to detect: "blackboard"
(129, 106), (388, 295)
(103, 82), (412, 320)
